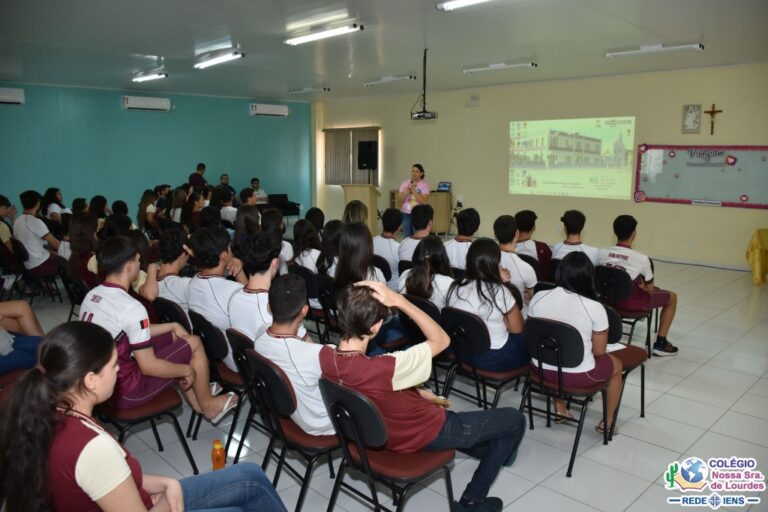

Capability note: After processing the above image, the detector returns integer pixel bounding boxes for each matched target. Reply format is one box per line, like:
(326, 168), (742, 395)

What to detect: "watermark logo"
(664, 457), (764, 509)
(666, 457), (709, 491)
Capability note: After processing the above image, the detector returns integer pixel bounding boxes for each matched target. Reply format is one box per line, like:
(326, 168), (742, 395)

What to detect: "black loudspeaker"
(358, 140), (378, 170)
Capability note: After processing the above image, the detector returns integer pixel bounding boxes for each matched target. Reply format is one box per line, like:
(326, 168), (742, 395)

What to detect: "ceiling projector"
(410, 49), (437, 121)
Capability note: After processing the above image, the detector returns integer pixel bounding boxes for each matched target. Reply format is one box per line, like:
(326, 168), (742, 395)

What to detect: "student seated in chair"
(372, 208), (403, 291)
(493, 215), (537, 316)
(398, 203), (433, 263)
(253, 274), (334, 436)
(0, 299), (44, 375)
(444, 208), (480, 270)
(80, 235), (237, 422)
(320, 281), (526, 512)
(513, 209), (552, 279)
(400, 235), (454, 309)
(13, 190), (65, 277)
(156, 227), (193, 318)
(551, 210), (600, 266)
(528, 252), (624, 434)
(598, 215), (679, 356)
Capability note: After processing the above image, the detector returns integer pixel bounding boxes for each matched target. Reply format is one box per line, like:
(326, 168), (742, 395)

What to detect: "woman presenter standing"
(398, 164), (430, 237)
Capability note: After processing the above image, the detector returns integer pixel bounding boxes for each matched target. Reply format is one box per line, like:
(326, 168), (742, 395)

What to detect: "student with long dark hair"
(68, 213), (101, 289)
(401, 235), (453, 308)
(136, 189), (159, 237)
(41, 187), (71, 222)
(0, 321), (286, 512)
(89, 195), (109, 220)
(528, 251), (626, 433)
(333, 222), (386, 290)
(317, 220), (342, 276)
(260, 208), (292, 275)
(304, 207), (325, 235)
(447, 238), (528, 372)
(181, 191), (204, 231)
(292, 219), (322, 272)
(341, 200), (368, 225)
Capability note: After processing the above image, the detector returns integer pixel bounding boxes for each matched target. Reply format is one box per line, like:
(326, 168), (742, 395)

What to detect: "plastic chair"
(397, 260), (414, 275)
(517, 253), (540, 280)
(288, 264), (329, 342)
(593, 265), (652, 357)
(372, 254), (392, 282)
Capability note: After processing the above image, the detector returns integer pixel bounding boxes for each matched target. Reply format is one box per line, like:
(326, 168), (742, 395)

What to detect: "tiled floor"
(28, 261), (768, 511)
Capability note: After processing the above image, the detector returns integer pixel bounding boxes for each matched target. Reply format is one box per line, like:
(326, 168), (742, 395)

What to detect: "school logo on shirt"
(663, 457), (764, 509)
(139, 319), (149, 329)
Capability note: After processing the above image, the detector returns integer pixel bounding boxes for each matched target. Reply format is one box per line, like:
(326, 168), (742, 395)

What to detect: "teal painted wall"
(0, 83), (312, 215)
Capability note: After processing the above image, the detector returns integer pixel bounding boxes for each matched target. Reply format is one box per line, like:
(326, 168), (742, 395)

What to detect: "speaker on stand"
(358, 141), (378, 184)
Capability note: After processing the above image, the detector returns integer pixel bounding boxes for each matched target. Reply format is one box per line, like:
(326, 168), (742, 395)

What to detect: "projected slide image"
(508, 117), (636, 200)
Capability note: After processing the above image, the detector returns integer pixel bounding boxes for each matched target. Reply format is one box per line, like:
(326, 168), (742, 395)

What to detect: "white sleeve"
(640, 255), (654, 281)
(500, 285), (517, 313)
(30, 217), (50, 238)
(520, 260), (537, 288)
(590, 301), (609, 332)
(398, 270), (409, 292)
(124, 303), (151, 346)
(75, 434), (132, 502)
(389, 343), (433, 391)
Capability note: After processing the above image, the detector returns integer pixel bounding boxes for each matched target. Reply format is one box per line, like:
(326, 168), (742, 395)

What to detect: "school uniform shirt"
(157, 274), (192, 319)
(253, 329), (334, 435)
(80, 283), (152, 398)
(398, 269), (453, 309)
(170, 208), (182, 223)
(443, 238), (472, 270)
(372, 234), (400, 290)
(220, 205), (238, 224)
(279, 240), (293, 275)
(598, 244), (653, 282)
(397, 236), (425, 263)
(188, 274), (242, 370)
(48, 411), (152, 512)
(228, 287), (308, 350)
(46, 203), (72, 219)
(515, 239), (538, 260)
(13, 214), (52, 269)
(527, 286), (608, 373)
(295, 248), (322, 309)
(499, 250), (537, 317)
(551, 242), (600, 266)
(447, 281), (517, 350)
(0, 220), (11, 246)
(57, 240), (72, 261)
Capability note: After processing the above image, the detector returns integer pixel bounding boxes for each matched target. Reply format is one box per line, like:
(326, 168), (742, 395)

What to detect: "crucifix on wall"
(704, 103), (723, 135)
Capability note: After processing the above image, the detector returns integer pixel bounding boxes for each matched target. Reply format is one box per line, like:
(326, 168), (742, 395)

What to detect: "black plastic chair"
(319, 378), (455, 512)
(518, 317), (609, 477)
(59, 268), (89, 321)
(440, 307), (528, 409)
(372, 254), (393, 282)
(10, 238), (63, 304)
(246, 349), (339, 512)
(593, 265), (652, 357)
(153, 296), (192, 333)
(397, 260), (414, 275)
(288, 264), (329, 342)
(316, 274), (341, 340)
(450, 266), (466, 280)
(533, 281), (556, 294)
(517, 253), (540, 279)
(549, 258), (562, 282)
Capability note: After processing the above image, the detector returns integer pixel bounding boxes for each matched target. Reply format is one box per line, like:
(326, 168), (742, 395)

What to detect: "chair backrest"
(398, 260), (414, 275)
(153, 297), (192, 333)
(604, 305), (624, 343)
(10, 238), (29, 263)
(371, 254), (392, 282)
(319, 378), (387, 448)
(533, 281), (556, 294)
(593, 265), (633, 302)
(316, 274), (339, 325)
(517, 253), (539, 276)
(439, 307), (491, 359)
(246, 349), (297, 417)
(549, 258), (562, 282)
(0, 242), (23, 273)
(450, 266), (466, 280)
(288, 263), (320, 300)
(398, 293), (441, 344)
(226, 328), (257, 391)
(188, 310), (229, 361)
(524, 316), (585, 370)
(59, 266), (87, 306)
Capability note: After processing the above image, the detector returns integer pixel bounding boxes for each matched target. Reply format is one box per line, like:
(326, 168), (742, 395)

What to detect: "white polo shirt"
(228, 287), (308, 348)
(398, 269), (453, 309)
(515, 239), (538, 260)
(220, 205), (238, 224)
(372, 235), (400, 290)
(80, 283), (151, 347)
(598, 244), (653, 282)
(46, 203), (72, 219)
(397, 236), (425, 264)
(443, 238), (472, 270)
(279, 240), (293, 275)
(552, 242), (600, 266)
(13, 214), (51, 269)
(157, 274), (192, 316)
(499, 250), (537, 317)
(188, 274), (242, 370)
(447, 281), (517, 350)
(253, 330), (334, 436)
(294, 249), (322, 309)
(528, 286), (608, 373)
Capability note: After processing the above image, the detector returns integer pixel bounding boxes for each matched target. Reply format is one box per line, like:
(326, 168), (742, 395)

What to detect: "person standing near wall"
(398, 164), (430, 237)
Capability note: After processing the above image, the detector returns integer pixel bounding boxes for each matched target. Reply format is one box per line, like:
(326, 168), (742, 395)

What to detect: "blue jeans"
(368, 315), (406, 356)
(0, 335), (40, 374)
(425, 408), (526, 503)
(180, 462), (286, 512)
(401, 213), (413, 237)
(470, 333), (530, 372)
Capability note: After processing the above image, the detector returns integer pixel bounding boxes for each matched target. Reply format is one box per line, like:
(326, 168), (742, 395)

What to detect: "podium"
(341, 184), (380, 233)
(428, 192), (453, 234)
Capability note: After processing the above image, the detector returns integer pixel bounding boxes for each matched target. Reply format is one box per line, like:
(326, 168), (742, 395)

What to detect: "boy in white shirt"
(188, 226), (248, 370)
(372, 208), (402, 291)
(493, 215), (538, 316)
(260, 208), (293, 275)
(443, 208), (479, 270)
(219, 189), (238, 225)
(514, 209), (552, 280)
(598, 215), (679, 356)
(13, 190), (64, 276)
(551, 210), (600, 266)
(253, 274), (334, 436)
(398, 204), (433, 263)
(157, 228), (192, 317)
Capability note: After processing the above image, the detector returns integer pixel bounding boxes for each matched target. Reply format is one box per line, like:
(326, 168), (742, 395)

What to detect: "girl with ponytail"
(401, 235), (453, 309)
(0, 322), (286, 512)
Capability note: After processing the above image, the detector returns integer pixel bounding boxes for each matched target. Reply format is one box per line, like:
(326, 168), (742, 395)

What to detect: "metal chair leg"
(150, 418), (164, 451)
(326, 461), (346, 512)
(168, 413), (199, 475)
(566, 397), (591, 477)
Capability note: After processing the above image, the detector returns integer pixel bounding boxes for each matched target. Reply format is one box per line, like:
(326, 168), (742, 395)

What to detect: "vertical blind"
(323, 126), (380, 185)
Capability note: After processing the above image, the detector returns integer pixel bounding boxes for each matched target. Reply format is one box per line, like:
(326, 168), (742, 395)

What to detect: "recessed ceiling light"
(286, 10), (350, 31)
(194, 49), (245, 69)
(132, 72), (168, 83)
(604, 43), (704, 58)
(437, 0), (494, 12)
(461, 62), (537, 74)
(284, 24), (364, 46)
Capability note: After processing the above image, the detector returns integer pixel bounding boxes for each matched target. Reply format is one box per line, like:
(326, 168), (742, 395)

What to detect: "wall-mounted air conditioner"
(249, 103), (289, 117)
(0, 87), (25, 105)
(122, 95), (171, 112)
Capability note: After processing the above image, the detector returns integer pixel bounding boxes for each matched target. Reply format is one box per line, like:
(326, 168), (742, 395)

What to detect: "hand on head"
(354, 281), (401, 308)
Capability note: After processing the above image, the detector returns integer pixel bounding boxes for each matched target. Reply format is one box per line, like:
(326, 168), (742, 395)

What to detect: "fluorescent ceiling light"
(132, 72), (168, 83)
(286, 10), (349, 31)
(363, 75), (417, 87)
(284, 24), (363, 46)
(288, 86), (331, 95)
(462, 61), (538, 74)
(437, 0), (494, 12)
(605, 43), (704, 58)
(193, 50), (245, 69)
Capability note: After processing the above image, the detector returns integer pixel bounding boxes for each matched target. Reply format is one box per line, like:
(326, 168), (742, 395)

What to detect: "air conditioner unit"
(122, 95), (171, 112)
(0, 87), (25, 105)
(249, 103), (289, 117)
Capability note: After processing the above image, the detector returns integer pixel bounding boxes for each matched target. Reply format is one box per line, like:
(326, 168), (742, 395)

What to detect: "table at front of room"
(746, 228), (768, 285)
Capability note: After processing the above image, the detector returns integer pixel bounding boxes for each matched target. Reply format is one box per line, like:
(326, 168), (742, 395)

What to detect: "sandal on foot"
(595, 421), (618, 435)
(210, 382), (223, 397)
(209, 392), (238, 425)
(554, 409), (575, 424)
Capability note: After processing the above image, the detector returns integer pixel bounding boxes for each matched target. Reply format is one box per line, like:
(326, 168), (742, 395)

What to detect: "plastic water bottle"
(211, 439), (225, 471)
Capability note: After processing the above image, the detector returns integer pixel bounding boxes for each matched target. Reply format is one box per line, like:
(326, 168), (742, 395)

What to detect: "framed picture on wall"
(682, 104), (701, 134)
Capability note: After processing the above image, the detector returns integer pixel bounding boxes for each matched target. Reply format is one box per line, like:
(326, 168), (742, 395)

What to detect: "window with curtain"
(323, 126), (380, 185)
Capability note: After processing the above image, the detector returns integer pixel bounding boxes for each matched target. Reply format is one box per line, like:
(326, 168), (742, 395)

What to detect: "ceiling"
(1, 0), (766, 101)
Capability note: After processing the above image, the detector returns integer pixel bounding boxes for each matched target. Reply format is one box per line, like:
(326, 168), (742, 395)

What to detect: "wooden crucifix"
(704, 103), (723, 135)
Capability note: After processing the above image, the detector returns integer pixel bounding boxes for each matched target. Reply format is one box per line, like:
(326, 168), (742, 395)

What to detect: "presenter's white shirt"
(499, 251), (537, 317)
(13, 214), (51, 269)
(397, 236), (425, 264)
(372, 235), (400, 290)
(515, 240), (538, 260)
(528, 286), (608, 373)
(398, 269), (453, 309)
(552, 242), (600, 266)
(598, 244), (653, 282)
(188, 274), (242, 370)
(447, 282), (517, 350)
(443, 239), (472, 270)
(253, 330), (334, 435)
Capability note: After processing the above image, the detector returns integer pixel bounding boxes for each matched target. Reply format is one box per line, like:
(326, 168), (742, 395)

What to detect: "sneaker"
(653, 340), (679, 357)
(453, 497), (503, 512)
